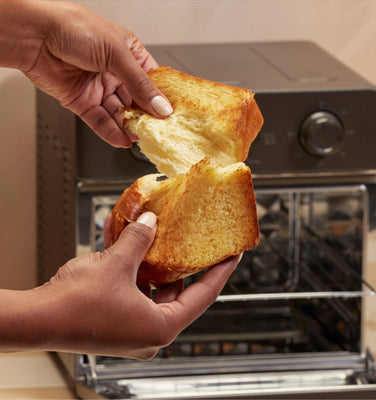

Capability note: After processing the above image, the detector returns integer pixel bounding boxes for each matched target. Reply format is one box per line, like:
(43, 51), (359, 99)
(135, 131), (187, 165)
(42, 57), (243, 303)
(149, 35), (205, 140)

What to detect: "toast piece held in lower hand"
(122, 66), (264, 178)
(111, 158), (259, 289)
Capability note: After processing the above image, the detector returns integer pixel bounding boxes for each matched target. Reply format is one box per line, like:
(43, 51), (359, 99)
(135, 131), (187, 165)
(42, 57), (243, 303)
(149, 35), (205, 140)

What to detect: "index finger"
(160, 255), (241, 331)
(110, 36), (172, 117)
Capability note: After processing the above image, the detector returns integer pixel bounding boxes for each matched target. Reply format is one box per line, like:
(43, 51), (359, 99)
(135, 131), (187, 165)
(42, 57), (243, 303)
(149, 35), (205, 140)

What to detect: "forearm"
(0, 286), (58, 353)
(0, 0), (53, 70)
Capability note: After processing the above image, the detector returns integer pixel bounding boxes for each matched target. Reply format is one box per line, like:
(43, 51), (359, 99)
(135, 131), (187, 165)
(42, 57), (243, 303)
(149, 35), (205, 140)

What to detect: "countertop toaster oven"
(37, 41), (376, 399)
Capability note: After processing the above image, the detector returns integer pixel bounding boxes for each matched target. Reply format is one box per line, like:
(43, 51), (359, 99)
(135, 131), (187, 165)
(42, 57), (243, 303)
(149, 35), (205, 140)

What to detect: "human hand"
(29, 212), (239, 359)
(21, 1), (172, 147)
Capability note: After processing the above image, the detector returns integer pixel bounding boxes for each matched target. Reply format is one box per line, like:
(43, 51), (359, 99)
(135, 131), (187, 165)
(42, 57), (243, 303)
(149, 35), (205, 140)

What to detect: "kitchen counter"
(0, 352), (76, 399)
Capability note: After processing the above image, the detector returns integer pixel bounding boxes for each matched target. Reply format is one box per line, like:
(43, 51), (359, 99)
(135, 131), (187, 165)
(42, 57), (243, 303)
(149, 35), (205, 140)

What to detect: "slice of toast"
(111, 158), (259, 288)
(122, 66), (263, 177)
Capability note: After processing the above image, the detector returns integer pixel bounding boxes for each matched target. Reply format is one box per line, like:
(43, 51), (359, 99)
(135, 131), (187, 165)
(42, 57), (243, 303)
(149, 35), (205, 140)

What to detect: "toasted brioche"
(111, 158), (259, 289)
(123, 66), (263, 177)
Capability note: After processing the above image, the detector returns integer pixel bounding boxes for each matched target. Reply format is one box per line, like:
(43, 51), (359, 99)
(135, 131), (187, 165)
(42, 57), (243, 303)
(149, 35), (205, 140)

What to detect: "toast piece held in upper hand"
(122, 66), (264, 177)
(111, 158), (259, 289)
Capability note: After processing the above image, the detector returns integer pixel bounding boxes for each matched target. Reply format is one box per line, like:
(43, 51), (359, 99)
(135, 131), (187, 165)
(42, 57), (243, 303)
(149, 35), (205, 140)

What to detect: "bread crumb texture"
(146, 158), (259, 269)
(123, 66), (263, 177)
(115, 66), (264, 287)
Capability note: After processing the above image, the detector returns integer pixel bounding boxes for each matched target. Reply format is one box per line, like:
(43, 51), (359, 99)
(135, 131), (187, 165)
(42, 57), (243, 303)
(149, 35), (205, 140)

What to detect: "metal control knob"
(299, 111), (345, 157)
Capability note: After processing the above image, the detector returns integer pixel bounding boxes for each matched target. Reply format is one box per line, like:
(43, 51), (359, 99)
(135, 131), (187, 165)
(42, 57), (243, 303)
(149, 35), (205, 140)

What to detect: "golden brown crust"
(111, 158), (259, 289)
(111, 181), (149, 244)
(237, 97), (264, 161)
(113, 67), (263, 288)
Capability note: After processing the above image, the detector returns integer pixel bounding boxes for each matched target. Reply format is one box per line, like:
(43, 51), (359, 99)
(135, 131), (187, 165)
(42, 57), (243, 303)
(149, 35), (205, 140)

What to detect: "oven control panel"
(148, 41), (375, 179)
(39, 41), (376, 182)
(248, 88), (375, 177)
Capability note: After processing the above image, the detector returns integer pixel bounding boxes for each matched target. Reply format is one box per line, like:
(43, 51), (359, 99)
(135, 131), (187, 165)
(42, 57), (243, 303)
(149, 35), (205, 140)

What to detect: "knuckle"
(138, 313), (176, 350)
(152, 327), (171, 348)
(138, 348), (159, 361)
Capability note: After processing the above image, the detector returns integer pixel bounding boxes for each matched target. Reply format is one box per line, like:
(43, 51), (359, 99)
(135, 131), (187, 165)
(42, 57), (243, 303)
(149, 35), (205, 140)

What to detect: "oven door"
(75, 352), (376, 399)
(73, 182), (376, 399)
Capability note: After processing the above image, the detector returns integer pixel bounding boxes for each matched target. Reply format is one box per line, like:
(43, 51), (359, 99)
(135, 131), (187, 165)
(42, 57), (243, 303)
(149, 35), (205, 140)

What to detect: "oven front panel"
(36, 41), (376, 399)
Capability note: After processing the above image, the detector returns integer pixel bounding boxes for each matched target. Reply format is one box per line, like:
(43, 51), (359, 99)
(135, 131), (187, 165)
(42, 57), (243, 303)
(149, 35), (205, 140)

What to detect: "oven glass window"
(85, 186), (367, 362)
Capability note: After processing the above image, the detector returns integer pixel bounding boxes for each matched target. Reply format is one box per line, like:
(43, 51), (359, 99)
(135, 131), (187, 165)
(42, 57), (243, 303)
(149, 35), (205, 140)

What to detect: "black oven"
(37, 41), (376, 399)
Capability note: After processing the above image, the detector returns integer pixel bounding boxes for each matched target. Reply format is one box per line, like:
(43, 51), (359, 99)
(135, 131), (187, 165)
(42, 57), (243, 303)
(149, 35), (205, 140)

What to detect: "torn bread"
(111, 158), (259, 289)
(122, 66), (264, 178)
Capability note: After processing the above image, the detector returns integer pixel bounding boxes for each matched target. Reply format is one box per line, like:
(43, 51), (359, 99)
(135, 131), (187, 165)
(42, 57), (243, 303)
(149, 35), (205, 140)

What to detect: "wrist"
(0, 282), (90, 354)
(0, 287), (53, 352)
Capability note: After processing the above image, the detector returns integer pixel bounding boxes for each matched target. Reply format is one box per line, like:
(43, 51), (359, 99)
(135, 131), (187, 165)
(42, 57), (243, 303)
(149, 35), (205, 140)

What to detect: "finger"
(110, 44), (172, 118)
(115, 86), (139, 141)
(102, 94), (124, 129)
(153, 279), (184, 304)
(122, 63), (172, 118)
(124, 127), (139, 142)
(161, 255), (241, 330)
(80, 105), (132, 148)
(116, 83), (132, 106)
(109, 212), (157, 278)
(122, 346), (159, 361)
(129, 39), (159, 72)
(101, 77), (139, 143)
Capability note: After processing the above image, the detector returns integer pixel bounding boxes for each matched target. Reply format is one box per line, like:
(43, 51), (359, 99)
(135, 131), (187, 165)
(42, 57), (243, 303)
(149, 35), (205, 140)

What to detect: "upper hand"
(23, 1), (172, 147)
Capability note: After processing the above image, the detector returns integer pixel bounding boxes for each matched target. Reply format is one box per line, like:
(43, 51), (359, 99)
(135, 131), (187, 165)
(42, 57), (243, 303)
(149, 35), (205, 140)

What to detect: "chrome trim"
(217, 289), (375, 302)
(81, 352), (371, 381)
(81, 373), (376, 400)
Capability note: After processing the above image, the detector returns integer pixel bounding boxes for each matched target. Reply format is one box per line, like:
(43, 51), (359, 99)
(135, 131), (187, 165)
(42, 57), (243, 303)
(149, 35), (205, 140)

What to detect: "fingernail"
(136, 212), (157, 228)
(151, 95), (173, 116)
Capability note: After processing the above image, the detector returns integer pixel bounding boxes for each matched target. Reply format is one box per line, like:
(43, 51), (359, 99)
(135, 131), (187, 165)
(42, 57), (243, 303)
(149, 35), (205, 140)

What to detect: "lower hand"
(33, 212), (239, 359)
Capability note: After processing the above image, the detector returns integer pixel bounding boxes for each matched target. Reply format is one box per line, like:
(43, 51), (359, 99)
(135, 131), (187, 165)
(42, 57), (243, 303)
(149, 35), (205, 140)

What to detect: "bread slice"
(111, 158), (259, 289)
(122, 66), (263, 177)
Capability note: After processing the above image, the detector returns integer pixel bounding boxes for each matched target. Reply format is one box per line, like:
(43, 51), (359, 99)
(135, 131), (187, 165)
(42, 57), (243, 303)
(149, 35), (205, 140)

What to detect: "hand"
(18, 1), (172, 147)
(28, 212), (239, 359)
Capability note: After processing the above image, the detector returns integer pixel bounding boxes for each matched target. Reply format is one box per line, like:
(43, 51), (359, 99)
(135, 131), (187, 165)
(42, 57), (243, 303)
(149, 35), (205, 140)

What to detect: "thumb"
(110, 39), (173, 117)
(109, 212), (157, 276)
(118, 59), (173, 117)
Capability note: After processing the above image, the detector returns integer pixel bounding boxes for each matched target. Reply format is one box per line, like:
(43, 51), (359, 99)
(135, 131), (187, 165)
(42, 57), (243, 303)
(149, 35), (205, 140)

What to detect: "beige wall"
(1, 0), (376, 290)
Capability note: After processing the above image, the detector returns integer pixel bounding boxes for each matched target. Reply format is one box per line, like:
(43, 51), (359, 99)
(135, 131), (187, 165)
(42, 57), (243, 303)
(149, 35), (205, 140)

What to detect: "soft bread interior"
(123, 66), (263, 178)
(124, 109), (239, 178)
(114, 66), (263, 287)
